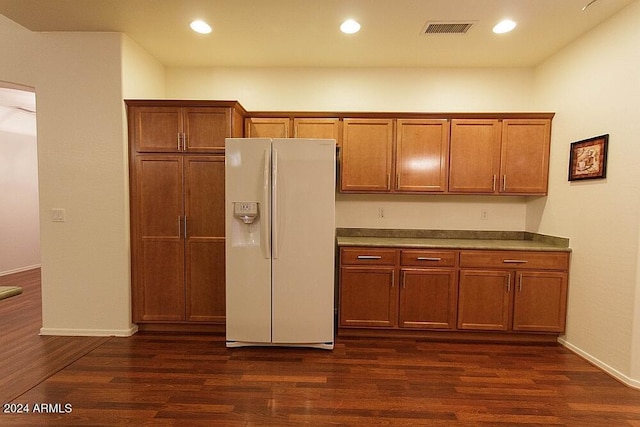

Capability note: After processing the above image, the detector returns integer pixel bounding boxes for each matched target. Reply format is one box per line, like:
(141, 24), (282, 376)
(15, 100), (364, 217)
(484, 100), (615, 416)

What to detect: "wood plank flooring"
(2, 269), (640, 425)
(0, 269), (110, 404)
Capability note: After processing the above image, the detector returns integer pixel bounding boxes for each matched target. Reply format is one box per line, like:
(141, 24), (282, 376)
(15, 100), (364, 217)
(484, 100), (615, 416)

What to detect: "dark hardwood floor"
(0, 269), (109, 405)
(2, 269), (640, 426)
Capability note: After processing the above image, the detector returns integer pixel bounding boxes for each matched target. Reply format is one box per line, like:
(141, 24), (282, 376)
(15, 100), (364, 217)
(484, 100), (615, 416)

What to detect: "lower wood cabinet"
(512, 270), (568, 332)
(339, 246), (570, 340)
(339, 248), (397, 328)
(131, 155), (226, 325)
(457, 270), (512, 331)
(340, 266), (397, 328)
(457, 250), (569, 333)
(399, 250), (458, 329)
(340, 247), (458, 331)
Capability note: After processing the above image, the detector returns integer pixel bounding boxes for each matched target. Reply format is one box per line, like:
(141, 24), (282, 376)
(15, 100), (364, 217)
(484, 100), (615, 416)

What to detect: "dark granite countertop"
(336, 228), (571, 252)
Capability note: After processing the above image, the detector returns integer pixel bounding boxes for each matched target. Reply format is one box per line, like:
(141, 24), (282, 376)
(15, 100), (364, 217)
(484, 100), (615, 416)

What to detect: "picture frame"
(568, 134), (609, 181)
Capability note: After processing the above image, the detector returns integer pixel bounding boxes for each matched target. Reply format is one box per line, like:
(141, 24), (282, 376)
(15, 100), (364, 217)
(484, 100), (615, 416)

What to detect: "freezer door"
(225, 138), (272, 344)
(271, 139), (336, 345)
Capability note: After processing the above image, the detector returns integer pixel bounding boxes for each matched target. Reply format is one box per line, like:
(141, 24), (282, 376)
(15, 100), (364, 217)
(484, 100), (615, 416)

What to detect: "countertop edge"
(335, 229), (571, 252)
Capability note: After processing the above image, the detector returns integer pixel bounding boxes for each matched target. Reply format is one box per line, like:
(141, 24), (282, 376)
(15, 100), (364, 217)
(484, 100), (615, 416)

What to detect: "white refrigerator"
(225, 138), (336, 350)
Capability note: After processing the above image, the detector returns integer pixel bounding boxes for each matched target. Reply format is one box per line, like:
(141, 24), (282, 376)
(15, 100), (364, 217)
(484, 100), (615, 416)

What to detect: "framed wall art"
(568, 134), (609, 181)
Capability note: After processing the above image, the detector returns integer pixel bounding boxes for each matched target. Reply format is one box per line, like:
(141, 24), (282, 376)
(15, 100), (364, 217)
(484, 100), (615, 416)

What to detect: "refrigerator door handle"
(262, 148), (271, 259)
(272, 147), (279, 259)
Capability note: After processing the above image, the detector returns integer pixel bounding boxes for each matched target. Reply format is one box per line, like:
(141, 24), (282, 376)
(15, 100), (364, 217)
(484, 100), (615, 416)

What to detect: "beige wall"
(121, 35), (166, 98)
(532, 0), (640, 386)
(166, 67), (535, 112)
(34, 31), (134, 336)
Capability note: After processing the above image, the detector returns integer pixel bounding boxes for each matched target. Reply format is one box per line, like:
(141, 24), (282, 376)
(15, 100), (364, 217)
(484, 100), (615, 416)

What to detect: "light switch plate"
(51, 208), (66, 222)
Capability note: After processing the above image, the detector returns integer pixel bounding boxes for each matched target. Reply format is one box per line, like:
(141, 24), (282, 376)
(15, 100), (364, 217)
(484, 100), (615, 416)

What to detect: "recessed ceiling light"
(340, 19), (361, 34)
(493, 19), (516, 34)
(190, 20), (212, 34)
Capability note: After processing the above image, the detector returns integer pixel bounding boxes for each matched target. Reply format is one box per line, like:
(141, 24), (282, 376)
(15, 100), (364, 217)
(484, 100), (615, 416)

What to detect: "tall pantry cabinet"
(127, 100), (246, 329)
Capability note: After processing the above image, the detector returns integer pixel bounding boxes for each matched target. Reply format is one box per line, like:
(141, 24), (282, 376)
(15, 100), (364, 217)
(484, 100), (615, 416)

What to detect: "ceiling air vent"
(422, 21), (476, 35)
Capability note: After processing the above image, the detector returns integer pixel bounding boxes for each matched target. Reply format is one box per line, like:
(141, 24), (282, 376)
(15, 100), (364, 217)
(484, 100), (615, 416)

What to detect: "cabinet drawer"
(400, 250), (457, 267)
(459, 250), (569, 270)
(340, 248), (397, 266)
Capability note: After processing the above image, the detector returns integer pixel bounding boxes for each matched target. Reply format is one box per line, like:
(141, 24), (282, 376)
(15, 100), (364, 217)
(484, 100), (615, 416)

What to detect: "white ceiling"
(0, 0), (635, 68)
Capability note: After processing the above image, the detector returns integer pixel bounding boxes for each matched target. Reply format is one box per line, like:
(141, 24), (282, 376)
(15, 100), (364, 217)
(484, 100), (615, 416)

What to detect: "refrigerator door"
(271, 139), (336, 348)
(225, 138), (272, 345)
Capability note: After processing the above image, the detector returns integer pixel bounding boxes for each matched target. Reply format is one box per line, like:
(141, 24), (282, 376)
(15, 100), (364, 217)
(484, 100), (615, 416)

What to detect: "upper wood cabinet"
(340, 118), (450, 193)
(340, 119), (395, 192)
(396, 119), (449, 193)
(127, 101), (245, 153)
(500, 119), (551, 195)
(449, 119), (502, 194)
(245, 117), (290, 138)
(294, 118), (341, 146)
(245, 117), (341, 146)
(449, 118), (552, 195)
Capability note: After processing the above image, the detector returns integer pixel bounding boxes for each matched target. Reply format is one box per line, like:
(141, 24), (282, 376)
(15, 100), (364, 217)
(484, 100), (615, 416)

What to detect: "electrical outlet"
(378, 207), (384, 218)
(480, 209), (489, 220)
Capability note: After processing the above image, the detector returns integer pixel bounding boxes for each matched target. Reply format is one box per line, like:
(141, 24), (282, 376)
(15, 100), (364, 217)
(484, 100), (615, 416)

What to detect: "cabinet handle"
(507, 273), (511, 292)
(184, 216), (188, 238)
(519, 273), (523, 292)
(177, 134), (181, 151)
(502, 175), (507, 191)
(396, 173), (400, 190)
(416, 257), (442, 261)
(177, 216), (182, 238)
(182, 133), (187, 151)
(387, 174), (391, 190)
(391, 274), (395, 288)
(503, 259), (528, 264)
(357, 255), (382, 260)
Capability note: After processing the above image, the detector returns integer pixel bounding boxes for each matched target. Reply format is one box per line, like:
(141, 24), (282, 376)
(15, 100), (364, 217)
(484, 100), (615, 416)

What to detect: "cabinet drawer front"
(340, 248), (397, 266)
(400, 250), (457, 267)
(460, 250), (569, 270)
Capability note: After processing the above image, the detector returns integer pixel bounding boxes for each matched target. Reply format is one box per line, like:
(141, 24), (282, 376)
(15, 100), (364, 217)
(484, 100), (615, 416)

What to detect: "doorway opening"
(0, 81), (40, 281)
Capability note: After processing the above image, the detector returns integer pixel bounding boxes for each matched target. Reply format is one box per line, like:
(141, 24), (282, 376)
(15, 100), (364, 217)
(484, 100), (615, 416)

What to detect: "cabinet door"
(133, 156), (185, 321)
(513, 271), (568, 332)
(130, 107), (182, 153)
(457, 269), (511, 331)
(449, 119), (501, 193)
(245, 117), (290, 137)
(184, 156), (226, 322)
(183, 107), (232, 152)
(293, 118), (341, 146)
(340, 266), (397, 328)
(396, 119), (449, 193)
(399, 268), (457, 329)
(340, 119), (394, 192)
(500, 119), (551, 194)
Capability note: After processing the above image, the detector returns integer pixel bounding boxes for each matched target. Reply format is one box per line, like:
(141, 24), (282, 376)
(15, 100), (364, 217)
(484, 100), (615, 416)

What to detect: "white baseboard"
(558, 337), (640, 390)
(39, 324), (138, 337)
(0, 264), (41, 277)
